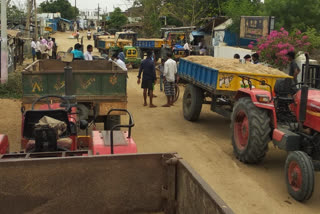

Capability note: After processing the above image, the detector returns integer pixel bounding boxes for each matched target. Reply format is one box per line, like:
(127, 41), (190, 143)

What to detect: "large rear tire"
(285, 151), (314, 202)
(183, 84), (203, 121)
(231, 97), (271, 163)
(104, 115), (120, 131)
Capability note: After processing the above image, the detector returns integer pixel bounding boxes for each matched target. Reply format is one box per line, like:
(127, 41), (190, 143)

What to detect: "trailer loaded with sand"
(178, 56), (291, 120)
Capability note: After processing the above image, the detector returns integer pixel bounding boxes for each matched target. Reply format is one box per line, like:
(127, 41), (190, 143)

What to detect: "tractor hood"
(306, 89), (320, 114)
(294, 89), (320, 132)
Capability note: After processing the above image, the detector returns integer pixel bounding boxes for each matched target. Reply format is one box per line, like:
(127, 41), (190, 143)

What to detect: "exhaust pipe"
(299, 85), (309, 123)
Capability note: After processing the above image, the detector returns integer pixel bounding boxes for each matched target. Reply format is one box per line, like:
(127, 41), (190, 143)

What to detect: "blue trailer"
(178, 58), (289, 120)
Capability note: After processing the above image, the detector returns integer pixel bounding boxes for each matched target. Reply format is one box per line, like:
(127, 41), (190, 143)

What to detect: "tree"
(131, 0), (162, 37)
(161, 0), (225, 26)
(222, 0), (263, 35)
(108, 8), (128, 31)
(39, 0), (79, 20)
(263, 0), (320, 32)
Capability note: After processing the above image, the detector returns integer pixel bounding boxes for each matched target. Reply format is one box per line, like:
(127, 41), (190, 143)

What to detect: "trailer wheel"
(104, 115), (121, 131)
(285, 151), (314, 202)
(231, 97), (271, 163)
(183, 84), (203, 121)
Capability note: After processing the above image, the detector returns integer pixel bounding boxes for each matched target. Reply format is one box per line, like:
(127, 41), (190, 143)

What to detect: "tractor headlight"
(256, 95), (271, 103)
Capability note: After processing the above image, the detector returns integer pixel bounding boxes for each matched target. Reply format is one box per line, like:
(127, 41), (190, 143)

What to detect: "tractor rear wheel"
(231, 97), (271, 163)
(285, 151), (314, 202)
(104, 115), (121, 131)
(183, 84), (203, 121)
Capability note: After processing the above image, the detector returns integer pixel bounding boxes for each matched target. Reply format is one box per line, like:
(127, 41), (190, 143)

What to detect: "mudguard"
(235, 88), (278, 127)
(0, 134), (9, 154)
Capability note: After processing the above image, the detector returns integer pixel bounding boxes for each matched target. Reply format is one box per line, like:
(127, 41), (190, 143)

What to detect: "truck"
(22, 59), (127, 132)
(178, 56), (320, 202)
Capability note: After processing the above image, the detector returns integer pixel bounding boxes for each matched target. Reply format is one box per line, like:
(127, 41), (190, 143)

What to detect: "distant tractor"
(123, 46), (141, 69)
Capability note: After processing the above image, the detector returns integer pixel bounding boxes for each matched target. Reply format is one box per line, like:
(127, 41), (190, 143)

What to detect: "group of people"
(71, 43), (93, 61)
(234, 51), (300, 83)
(233, 53), (260, 64)
(137, 51), (178, 108)
(31, 37), (57, 61)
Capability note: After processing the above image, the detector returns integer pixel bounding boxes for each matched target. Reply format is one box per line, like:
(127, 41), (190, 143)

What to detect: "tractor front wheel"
(231, 97), (271, 163)
(285, 151), (314, 202)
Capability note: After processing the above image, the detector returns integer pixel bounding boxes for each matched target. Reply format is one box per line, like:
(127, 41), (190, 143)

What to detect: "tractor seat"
(23, 109), (72, 140)
(25, 138), (72, 152)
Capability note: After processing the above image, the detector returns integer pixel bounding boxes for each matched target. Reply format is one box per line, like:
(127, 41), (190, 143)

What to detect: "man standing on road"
(31, 38), (37, 62)
(162, 52), (177, 107)
(137, 51), (157, 108)
(84, 45), (93, 61)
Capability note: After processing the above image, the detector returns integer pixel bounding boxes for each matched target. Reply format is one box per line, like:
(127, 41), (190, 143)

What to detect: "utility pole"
(97, 4), (100, 28)
(1, 0), (8, 83)
(25, 0), (32, 38)
(34, 0), (38, 39)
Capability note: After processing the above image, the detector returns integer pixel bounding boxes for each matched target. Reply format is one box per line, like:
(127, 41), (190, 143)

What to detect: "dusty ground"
(1, 32), (320, 213)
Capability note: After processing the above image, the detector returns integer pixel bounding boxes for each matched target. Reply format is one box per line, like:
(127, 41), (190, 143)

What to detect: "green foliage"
(108, 8), (128, 31)
(0, 72), (22, 99)
(39, 0), (79, 20)
(263, 0), (320, 32)
(222, 0), (262, 34)
(161, 0), (224, 26)
(133, 0), (162, 37)
(303, 28), (320, 50)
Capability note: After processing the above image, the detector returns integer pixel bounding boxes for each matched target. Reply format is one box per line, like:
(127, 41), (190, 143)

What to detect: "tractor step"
(272, 127), (301, 151)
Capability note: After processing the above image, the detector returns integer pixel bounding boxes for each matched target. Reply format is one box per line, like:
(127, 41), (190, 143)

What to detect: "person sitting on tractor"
(112, 53), (128, 71)
(84, 45), (93, 61)
(71, 43), (84, 60)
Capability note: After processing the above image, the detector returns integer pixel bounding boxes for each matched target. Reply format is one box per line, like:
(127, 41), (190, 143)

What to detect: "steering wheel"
(32, 95), (70, 111)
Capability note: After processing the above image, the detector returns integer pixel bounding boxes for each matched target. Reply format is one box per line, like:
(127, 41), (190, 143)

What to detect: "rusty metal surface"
(0, 153), (170, 214)
(0, 153), (234, 214)
(176, 159), (235, 214)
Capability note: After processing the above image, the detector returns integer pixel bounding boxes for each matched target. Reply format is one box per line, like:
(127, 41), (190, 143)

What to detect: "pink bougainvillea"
(248, 28), (311, 69)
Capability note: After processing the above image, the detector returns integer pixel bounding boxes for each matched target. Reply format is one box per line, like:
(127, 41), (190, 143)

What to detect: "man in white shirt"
(31, 38), (37, 61)
(183, 41), (191, 56)
(84, 45), (93, 61)
(162, 52), (177, 107)
(112, 53), (128, 71)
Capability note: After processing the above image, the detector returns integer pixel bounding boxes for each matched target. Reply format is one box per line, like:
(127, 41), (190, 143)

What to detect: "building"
(78, 9), (102, 30)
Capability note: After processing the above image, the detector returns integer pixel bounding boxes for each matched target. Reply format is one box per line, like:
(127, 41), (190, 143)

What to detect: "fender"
(0, 134), (9, 154)
(235, 88), (278, 128)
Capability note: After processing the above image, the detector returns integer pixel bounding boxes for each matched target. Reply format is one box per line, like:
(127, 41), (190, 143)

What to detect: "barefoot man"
(137, 51), (157, 108)
(162, 52), (177, 107)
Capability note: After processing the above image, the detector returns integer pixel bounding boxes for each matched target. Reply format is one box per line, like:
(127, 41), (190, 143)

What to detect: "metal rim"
(288, 160), (303, 192)
(234, 110), (249, 150)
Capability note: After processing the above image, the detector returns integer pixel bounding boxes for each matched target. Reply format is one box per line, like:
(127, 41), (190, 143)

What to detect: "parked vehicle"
(177, 57), (320, 202)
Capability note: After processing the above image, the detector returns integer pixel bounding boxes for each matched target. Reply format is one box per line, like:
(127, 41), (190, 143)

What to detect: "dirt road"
(0, 31), (319, 213)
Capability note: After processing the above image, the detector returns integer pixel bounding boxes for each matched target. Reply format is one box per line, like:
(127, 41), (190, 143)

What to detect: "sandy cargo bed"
(185, 56), (290, 77)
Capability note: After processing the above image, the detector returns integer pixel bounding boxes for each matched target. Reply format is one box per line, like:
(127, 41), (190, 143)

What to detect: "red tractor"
(0, 53), (136, 158)
(231, 56), (320, 202)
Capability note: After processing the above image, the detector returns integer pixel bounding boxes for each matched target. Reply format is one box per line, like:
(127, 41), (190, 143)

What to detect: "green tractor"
(123, 46), (141, 69)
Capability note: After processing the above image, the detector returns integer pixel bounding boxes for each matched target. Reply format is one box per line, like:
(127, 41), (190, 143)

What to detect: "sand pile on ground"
(185, 56), (289, 76)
